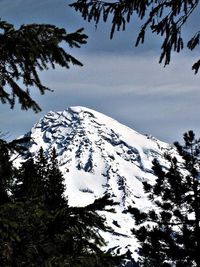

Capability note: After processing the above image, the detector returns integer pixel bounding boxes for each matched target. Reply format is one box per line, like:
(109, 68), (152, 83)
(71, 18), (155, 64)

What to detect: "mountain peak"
(19, 106), (175, 258)
(25, 105), (173, 210)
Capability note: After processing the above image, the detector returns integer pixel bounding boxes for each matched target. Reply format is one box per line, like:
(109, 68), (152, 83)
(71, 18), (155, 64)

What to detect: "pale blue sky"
(0, 0), (200, 143)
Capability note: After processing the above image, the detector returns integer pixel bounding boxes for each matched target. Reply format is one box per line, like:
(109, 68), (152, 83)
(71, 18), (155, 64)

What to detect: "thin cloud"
(1, 52), (199, 143)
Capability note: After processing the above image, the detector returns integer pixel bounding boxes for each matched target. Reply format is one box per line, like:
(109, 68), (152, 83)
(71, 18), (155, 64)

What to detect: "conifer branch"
(0, 21), (88, 112)
(70, 0), (200, 73)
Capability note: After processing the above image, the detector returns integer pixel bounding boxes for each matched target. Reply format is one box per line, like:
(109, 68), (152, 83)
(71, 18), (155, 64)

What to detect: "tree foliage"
(0, 138), (13, 204)
(0, 20), (87, 112)
(70, 0), (200, 73)
(129, 130), (200, 266)
(0, 142), (121, 266)
(46, 148), (66, 210)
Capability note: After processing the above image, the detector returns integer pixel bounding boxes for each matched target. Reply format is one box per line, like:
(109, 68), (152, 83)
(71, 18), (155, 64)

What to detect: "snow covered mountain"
(18, 106), (177, 261)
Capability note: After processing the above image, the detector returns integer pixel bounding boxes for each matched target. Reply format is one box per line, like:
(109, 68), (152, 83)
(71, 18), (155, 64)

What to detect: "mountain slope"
(17, 106), (177, 260)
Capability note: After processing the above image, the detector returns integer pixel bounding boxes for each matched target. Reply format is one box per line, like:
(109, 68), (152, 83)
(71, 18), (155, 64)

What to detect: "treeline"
(1, 130), (200, 267)
(129, 131), (200, 267)
(0, 142), (121, 266)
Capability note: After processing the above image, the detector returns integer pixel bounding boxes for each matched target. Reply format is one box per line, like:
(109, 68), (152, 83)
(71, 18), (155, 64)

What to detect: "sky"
(0, 0), (200, 143)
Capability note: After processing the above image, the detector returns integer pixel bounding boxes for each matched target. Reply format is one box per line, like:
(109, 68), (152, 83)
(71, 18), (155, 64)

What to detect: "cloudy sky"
(0, 0), (200, 143)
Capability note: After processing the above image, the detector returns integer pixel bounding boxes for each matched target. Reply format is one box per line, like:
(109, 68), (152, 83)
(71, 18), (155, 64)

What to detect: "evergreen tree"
(14, 148), (47, 202)
(46, 147), (66, 210)
(13, 158), (38, 201)
(70, 0), (200, 73)
(0, 138), (13, 204)
(129, 130), (200, 266)
(55, 194), (122, 267)
(0, 138), (19, 265)
(8, 146), (121, 266)
(35, 147), (48, 184)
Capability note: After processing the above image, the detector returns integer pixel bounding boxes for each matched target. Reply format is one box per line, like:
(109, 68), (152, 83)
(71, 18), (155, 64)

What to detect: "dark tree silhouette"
(0, 138), (13, 204)
(70, 0), (200, 73)
(129, 130), (200, 266)
(46, 147), (66, 210)
(0, 20), (87, 112)
(0, 141), (122, 266)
